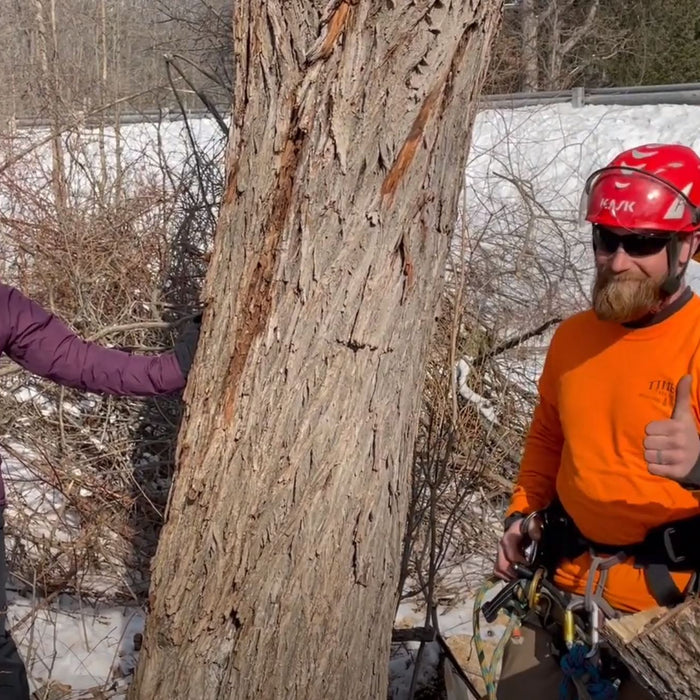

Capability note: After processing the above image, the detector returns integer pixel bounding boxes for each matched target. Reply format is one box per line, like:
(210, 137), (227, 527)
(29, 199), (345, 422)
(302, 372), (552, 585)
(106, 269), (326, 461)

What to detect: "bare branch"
(560, 0), (600, 57)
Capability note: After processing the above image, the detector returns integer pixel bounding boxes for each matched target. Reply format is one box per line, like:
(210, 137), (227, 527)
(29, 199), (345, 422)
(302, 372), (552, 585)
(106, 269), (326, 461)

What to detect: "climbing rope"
(473, 567), (624, 700)
(472, 576), (520, 700)
(559, 643), (618, 700)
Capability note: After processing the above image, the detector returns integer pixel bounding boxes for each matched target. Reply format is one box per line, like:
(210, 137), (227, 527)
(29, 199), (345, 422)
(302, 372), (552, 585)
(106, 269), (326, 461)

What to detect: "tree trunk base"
(603, 598), (700, 699)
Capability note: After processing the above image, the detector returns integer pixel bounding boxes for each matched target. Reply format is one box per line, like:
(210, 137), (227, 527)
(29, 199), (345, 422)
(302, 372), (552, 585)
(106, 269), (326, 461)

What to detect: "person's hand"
(494, 517), (527, 581)
(174, 313), (202, 378)
(645, 374), (700, 483)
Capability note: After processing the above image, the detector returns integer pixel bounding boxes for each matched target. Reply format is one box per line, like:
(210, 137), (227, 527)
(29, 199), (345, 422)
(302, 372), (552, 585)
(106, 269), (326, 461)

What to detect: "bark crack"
(337, 339), (379, 352)
(223, 115), (306, 424)
(352, 512), (367, 587)
(229, 608), (243, 630)
(347, 264), (372, 345)
(396, 233), (415, 300)
(443, 20), (479, 105)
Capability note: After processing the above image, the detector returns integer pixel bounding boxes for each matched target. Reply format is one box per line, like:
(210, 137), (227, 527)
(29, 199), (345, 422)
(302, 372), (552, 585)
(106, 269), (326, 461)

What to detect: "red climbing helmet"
(580, 143), (700, 234)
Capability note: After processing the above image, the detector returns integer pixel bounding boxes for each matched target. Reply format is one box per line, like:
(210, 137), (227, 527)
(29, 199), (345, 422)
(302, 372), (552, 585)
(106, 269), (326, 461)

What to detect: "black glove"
(174, 313), (202, 377)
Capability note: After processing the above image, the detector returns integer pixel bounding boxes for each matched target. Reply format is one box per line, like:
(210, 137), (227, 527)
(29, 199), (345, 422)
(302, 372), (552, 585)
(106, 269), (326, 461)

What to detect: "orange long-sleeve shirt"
(507, 293), (700, 612)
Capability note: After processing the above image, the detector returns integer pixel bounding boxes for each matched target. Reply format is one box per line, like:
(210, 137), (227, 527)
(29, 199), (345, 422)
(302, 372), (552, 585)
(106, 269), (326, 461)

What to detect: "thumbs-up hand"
(644, 374), (700, 482)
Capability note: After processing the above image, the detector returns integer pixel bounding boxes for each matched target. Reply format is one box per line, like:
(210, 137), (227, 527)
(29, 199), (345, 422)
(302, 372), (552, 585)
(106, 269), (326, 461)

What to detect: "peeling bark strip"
(222, 123), (304, 424)
(130, 2), (503, 699)
(306, 0), (352, 64)
(222, 161), (238, 206)
(381, 84), (443, 205)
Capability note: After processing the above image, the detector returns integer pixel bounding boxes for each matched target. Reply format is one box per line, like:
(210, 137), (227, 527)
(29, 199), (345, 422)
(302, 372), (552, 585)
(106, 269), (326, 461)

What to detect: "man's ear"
(692, 232), (700, 262)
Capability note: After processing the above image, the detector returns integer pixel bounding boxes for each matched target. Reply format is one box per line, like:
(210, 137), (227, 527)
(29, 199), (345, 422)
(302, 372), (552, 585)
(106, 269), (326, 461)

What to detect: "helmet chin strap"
(661, 235), (687, 295)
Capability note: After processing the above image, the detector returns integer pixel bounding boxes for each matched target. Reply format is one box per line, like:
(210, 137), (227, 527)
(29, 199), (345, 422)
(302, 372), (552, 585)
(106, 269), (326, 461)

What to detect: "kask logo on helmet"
(599, 198), (635, 216)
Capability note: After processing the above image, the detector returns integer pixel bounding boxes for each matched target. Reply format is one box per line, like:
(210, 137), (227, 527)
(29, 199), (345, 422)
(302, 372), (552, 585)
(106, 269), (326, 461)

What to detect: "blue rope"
(559, 644), (618, 700)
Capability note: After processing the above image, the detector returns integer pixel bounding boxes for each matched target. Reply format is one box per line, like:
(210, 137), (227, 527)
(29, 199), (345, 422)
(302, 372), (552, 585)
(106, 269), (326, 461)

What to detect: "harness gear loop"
(583, 552), (624, 620)
(533, 498), (700, 607)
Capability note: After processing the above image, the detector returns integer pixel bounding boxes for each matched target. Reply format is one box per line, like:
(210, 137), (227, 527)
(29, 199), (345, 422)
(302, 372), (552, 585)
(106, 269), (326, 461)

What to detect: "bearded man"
(492, 143), (700, 699)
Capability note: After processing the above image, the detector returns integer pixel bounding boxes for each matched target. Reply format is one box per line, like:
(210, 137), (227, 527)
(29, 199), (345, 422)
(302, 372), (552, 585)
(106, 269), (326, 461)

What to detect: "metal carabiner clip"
(520, 511), (544, 566)
(585, 601), (601, 661)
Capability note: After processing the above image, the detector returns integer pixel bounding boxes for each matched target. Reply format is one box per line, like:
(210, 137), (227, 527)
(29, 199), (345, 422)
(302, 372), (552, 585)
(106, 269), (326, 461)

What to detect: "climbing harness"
(474, 496), (700, 698)
(473, 561), (626, 700)
(533, 498), (700, 606)
(471, 500), (655, 700)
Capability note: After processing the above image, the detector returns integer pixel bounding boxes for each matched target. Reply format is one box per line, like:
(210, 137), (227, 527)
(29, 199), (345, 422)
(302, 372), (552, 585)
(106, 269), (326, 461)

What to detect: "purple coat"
(0, 283), (186, 505)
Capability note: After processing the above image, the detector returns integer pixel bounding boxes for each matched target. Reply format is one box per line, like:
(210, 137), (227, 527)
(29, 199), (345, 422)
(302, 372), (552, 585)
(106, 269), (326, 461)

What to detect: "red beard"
(592, 270), (665, 323)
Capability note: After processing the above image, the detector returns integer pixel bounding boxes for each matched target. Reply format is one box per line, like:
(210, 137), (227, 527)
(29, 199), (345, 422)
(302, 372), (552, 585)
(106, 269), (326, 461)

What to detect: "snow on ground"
(8, 593), (142, 698)
(2, 118), (224, 187)
(4, 101), (700, 696)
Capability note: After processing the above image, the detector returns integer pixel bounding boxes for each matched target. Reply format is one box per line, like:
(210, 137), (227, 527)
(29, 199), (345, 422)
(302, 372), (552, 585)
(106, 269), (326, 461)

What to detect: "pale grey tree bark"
(520, 0), (539, 90)
(130, 1), (503, 698)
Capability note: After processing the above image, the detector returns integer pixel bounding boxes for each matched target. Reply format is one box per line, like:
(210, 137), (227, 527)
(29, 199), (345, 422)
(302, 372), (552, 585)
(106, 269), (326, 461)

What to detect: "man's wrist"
(680, 451), (700, 489)
(504, 511), (525, 530)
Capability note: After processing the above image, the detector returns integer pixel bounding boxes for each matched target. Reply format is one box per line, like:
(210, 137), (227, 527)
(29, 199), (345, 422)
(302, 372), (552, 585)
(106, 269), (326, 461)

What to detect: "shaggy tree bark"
(604, 600), (700, 699)
(130, 1), (502, 698)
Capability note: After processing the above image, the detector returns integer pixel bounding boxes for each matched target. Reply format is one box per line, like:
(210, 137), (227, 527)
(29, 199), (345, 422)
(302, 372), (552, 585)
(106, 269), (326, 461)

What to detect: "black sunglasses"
(592, 225), (673, 257)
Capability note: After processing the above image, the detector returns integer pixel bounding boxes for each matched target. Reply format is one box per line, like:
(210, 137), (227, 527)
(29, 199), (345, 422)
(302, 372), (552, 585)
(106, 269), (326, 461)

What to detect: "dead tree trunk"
(520, 0), (539, 91)
(130, 2), (502, 699)
(33, 0), (67, 215)
(604, 600), (700, 699)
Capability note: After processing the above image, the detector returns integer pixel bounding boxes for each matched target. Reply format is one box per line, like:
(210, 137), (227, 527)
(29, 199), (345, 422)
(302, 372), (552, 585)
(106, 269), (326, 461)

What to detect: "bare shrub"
(0, 116), (224, 604)
(398, 106), (593, 619)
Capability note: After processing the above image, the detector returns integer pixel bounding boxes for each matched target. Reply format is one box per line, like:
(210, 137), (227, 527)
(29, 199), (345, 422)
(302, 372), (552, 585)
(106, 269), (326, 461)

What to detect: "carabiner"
(564, 599), (586, 650)
(585, 601), (601, 661)
(520, 511), (544, 565)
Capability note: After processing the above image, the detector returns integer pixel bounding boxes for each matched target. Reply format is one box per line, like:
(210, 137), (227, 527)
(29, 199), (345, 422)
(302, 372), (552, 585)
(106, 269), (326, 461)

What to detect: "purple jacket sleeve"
(0, 284), (186, 396)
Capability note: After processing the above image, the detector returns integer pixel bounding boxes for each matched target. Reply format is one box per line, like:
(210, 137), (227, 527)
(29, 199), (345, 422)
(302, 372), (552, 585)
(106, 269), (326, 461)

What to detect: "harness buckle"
(663, 526), (687, 564)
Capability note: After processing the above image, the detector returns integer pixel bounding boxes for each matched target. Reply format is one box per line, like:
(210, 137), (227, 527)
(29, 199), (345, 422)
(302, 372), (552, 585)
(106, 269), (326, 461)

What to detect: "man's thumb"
(672, 374), (693, 419)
